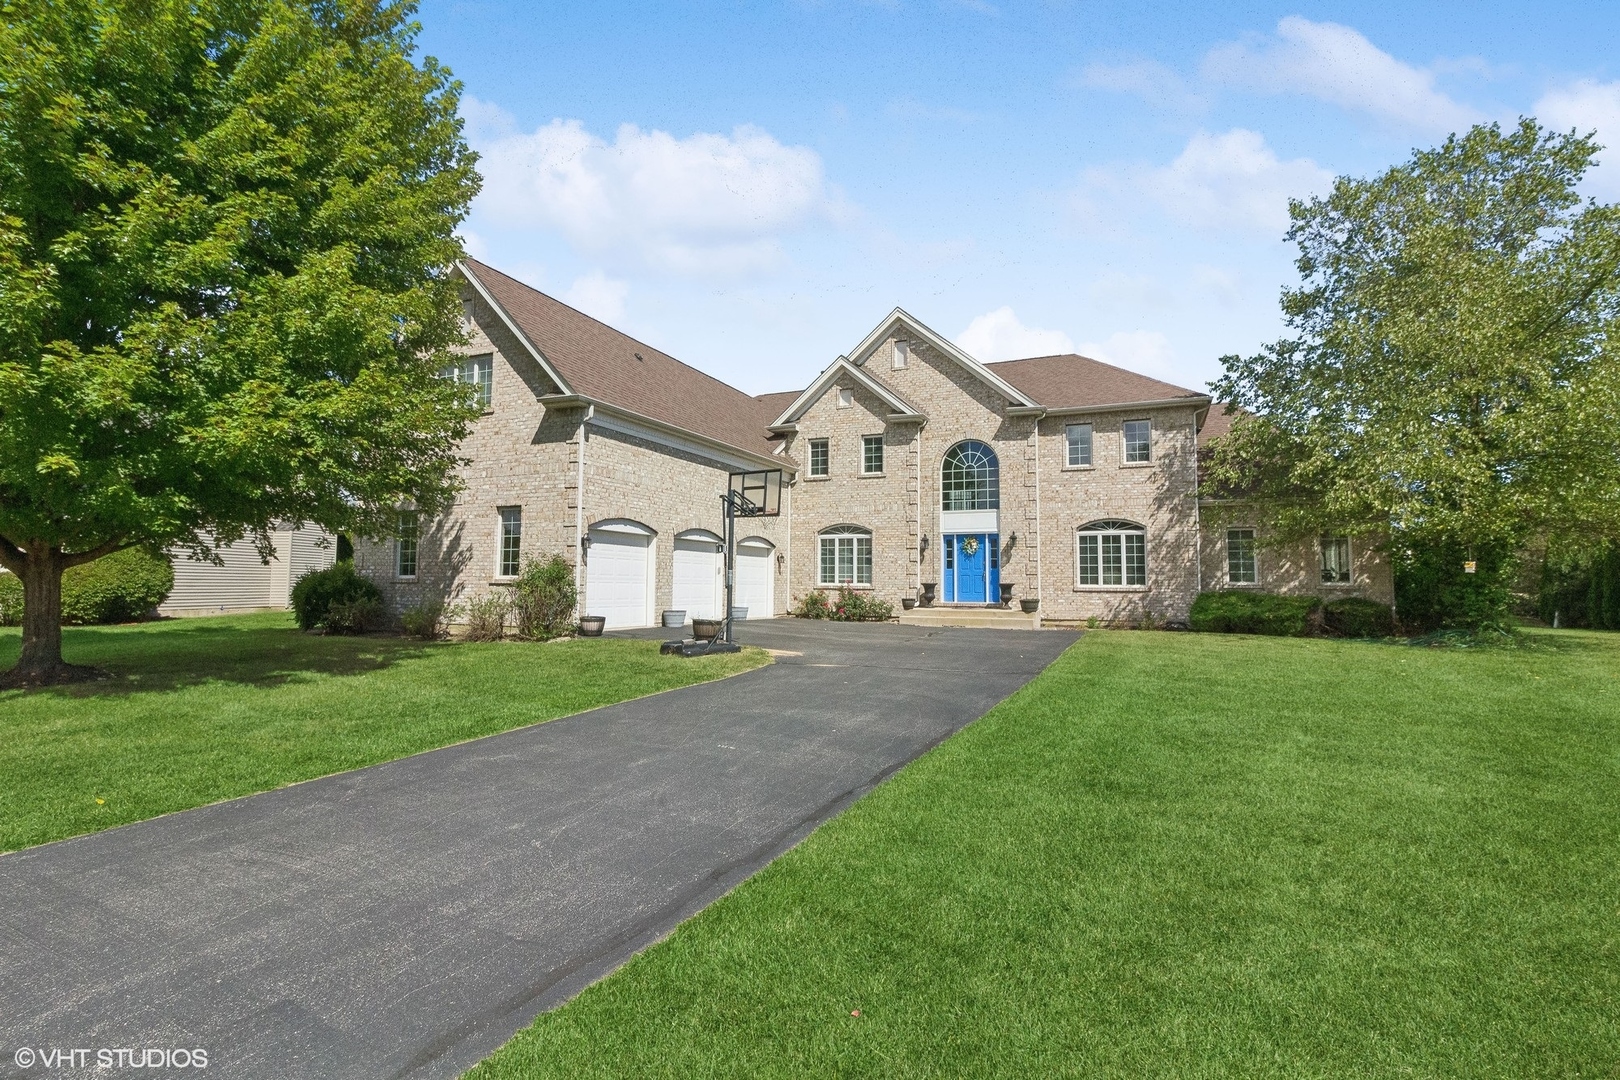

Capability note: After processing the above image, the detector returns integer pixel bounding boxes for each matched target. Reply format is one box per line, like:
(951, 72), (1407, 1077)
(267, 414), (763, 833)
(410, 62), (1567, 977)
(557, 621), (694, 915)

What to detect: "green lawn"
(0, 613), (767, 853)
(468, 630), (1619, 1079)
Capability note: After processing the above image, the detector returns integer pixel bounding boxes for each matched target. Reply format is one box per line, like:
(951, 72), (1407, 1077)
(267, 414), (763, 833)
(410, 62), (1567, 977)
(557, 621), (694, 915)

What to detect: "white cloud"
(1076, 330), (1179, 381)
(1080, 60), (1205, 112)
(465, 101), (843, 275)
(1536, 79), (1620, 198)
(1203, 16), (1481, 133)
(563, 272), (629, 323)
(1077, 129), (1333, 235)
(955, 307), (1075, 362)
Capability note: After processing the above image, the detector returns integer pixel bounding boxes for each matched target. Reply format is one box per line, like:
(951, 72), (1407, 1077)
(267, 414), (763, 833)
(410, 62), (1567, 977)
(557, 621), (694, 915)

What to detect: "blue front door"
(944, 533), (999, 602)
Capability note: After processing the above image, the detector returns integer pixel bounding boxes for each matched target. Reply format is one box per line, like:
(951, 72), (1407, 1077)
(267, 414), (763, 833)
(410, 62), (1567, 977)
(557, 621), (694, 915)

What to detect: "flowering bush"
(793, 587), (894, 622)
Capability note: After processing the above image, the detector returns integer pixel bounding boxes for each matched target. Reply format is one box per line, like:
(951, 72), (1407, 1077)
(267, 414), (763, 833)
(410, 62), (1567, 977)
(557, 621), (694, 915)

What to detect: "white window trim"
(496, 506), (522, 580)
(861, 434), (885, 476)
(1121, 418), (1153, 467)
(395, 511), (419, 581)
(1074, 521), (1148, 590)
(1226, 526), (1259, 587)
(817, 527), (873, 588)
(807, 437), (830, 479)
(1064, 423), (1094, 470)
(1320, 535), (1354, 586)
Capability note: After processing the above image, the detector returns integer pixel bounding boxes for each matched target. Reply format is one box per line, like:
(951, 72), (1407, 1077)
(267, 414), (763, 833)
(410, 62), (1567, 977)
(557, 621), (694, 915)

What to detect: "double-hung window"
(1077, 520), (1146, 587)
(1227, 528), (1257, 584)
(396, 510), (419, 579)
(819, 527), (872, 586)
(862, 435), (884, 475)
(1320, 535), (1351, 584)
(1066, 423), (1093, 467)
(443, 354), (493, 409)
(498, 507), (522, 577)
(1122, 419), (1152, 463)
(808, 438), (829, 478)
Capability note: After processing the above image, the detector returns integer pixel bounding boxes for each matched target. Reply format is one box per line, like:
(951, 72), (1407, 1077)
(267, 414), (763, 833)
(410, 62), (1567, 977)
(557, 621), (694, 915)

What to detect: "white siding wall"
(162, 526), (335, 615)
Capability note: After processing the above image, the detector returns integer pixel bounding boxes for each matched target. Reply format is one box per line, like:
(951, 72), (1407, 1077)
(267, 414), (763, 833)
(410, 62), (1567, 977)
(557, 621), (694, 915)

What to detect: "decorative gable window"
(1077, 519), (1146, 587)
(443, 354), (493, 409)
(892, 340), (909, 369)
(1320, 535), (1351, 584)
(837, 387), (853, 409)
(1227, 528), (1257, 585)
(498, 507), (522, 577)
(819, 526), (872, 586)
(1066, 423), (1093, 467)
(808, 438), (830, 477)
(1122, 419), (1152, 463)
(396, 510), (419, 579)
(862, 435), (884, 474)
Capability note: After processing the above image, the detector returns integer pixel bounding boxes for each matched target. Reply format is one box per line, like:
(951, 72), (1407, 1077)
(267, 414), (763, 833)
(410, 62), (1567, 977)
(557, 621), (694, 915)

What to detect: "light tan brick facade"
(357, 262), (1392, 629)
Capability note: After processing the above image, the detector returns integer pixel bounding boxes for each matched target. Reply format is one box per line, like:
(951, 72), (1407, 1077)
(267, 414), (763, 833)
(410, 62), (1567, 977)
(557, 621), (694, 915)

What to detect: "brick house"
(354, 259), (1392, 628)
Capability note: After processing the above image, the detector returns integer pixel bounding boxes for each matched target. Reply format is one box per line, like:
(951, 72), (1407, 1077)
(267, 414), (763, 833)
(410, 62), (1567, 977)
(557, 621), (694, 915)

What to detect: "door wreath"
(960, 535), (979, 557)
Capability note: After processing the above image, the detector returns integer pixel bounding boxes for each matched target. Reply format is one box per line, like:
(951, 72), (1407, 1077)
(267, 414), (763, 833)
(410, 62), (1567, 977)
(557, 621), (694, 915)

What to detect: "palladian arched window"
(1077, 519), (1146, 587)
(819, 525), (873, 587)
(942, 441), (999, 512)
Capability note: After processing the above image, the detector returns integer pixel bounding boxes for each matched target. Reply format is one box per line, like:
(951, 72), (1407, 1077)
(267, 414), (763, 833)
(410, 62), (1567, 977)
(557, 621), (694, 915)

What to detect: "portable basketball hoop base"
(663, 468), (783, 657)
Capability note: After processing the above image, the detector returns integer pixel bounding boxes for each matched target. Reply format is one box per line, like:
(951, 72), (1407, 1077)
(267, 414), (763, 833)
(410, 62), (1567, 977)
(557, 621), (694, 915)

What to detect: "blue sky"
(417, 0), (1620, 396)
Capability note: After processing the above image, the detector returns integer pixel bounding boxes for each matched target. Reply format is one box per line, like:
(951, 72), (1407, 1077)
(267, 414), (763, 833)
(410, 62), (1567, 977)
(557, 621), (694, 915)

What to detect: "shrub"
(400, 599), (457, 640)
(463, 591), (508, 642)
(323, 596), (384, 635)
(1323, 597), (1395, 638)
(793, 588), (893, 621)
(1394, 537), (1514, 633)
(1190, 591), (1321, 636)
(510, 554), (578, 640)
(291, 562), (383, 632)
(0, 549), (173, 626)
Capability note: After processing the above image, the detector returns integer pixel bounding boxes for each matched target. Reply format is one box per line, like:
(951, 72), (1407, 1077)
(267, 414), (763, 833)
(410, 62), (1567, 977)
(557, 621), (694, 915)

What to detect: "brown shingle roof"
(753, 390), (801, 418)
(985, 354), (1205, 410)
(1198, 402), (1245, 442)
(462, 259), (783, 461)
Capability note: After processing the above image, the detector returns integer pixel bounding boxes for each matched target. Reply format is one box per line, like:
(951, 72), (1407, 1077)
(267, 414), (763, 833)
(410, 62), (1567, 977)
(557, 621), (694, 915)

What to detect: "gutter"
(1039, 395), (1213, 418)
(538, 394), (793, 475)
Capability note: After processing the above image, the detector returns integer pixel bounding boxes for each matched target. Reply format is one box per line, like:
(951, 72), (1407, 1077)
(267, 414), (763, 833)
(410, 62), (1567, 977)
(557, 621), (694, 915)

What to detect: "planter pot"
(731, 606), (749, 622)
(999, 583), (1016, 608)
(691, 618), (723, 642)
(1020, 598), (1040, 614)
(919, 582), (937, 608)
(661, 609), (686, 628)
(578, 616), (606, 637)
(901, 597), (917, 610)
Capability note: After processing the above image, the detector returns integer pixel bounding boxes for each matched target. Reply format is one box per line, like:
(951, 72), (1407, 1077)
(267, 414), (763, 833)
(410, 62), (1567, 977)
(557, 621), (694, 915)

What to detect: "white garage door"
(734, 540), (774, 620)
(671, 534), (723, 621)
(585, 527), (653, 629)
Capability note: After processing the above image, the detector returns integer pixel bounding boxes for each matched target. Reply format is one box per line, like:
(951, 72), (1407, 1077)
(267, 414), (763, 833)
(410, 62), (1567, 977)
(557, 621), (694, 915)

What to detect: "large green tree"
(0, 0), (480, 685)
(1209, 120), (1620, 628)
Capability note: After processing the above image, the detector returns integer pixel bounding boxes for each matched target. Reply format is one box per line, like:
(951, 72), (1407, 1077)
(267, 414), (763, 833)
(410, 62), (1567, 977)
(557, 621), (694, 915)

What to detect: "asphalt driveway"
(0, 620), (1077, 1079)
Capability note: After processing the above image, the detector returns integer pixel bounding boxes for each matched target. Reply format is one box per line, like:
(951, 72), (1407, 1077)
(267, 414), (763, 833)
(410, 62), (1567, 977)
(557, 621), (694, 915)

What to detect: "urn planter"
(920, 582), (937, 607)
(578, 616), (606, 637)
(998, 583), (1016, 608)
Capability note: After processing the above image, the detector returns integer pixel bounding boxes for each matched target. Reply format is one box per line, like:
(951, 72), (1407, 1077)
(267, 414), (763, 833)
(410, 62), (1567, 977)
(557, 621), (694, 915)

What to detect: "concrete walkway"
(0, 620), (1077, 1079)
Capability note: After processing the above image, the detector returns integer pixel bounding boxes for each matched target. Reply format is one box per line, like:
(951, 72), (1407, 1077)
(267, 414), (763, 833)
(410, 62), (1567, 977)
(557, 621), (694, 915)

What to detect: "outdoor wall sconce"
(776, 551), (786, 571)
(579, 534), (591, 562)
(919, 534), (930, 553)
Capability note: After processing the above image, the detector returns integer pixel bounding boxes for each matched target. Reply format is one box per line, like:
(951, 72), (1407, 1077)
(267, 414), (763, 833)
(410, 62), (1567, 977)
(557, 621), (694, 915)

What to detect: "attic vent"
(837, 387), (853, 409)
(893, 341), (909, 369)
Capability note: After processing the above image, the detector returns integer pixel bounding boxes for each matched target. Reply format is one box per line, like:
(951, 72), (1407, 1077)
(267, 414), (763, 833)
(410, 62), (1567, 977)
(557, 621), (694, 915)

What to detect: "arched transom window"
(819, 525), (873, 586)
(1077, 519), (1146, 587)
(942, 441), (999, 512)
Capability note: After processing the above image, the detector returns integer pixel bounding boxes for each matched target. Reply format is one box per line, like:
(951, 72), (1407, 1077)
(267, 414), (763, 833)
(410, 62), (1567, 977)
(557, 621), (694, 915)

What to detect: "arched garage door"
(671, 530), (723, 621)
(734, 537), (774, 620)
(585, 521), (655, 629)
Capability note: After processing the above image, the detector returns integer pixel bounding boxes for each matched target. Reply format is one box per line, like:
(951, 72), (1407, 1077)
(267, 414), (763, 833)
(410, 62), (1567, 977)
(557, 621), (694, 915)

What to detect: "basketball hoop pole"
(721, 490), (736, 646)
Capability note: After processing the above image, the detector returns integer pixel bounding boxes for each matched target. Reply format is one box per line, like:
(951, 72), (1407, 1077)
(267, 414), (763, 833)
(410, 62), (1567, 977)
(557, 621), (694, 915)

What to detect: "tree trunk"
(2, 545), (101, 688)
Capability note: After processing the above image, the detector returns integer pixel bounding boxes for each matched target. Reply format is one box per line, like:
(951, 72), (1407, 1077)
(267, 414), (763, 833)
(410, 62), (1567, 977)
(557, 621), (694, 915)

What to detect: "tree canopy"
(0, 0), (481, 683)
(1208, 120), (1620, 624)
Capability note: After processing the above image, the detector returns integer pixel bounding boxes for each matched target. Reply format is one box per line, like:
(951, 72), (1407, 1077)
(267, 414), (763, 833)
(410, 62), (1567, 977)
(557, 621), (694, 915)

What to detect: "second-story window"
(862, 435), (884, 474)
(1123, 419), (1152, 463)
(809, 438), (829, 477)
(443, 354), (494, 409)
(1066, 423), (1093, 467)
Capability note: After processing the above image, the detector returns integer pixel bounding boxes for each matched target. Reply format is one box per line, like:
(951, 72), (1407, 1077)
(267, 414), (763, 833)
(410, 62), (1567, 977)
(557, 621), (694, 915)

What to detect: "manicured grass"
(0, 613), (767, 853)
(468, 630), (1619, 1079)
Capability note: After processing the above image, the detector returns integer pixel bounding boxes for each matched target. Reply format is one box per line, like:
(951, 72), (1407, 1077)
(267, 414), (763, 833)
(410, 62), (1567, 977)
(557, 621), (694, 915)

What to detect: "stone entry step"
(898, 606), (1043, 630)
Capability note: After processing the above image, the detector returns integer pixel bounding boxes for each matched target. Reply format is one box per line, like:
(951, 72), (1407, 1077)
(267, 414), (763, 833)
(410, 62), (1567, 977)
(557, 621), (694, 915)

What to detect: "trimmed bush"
(463, 592), (508, 641)
(510, 554), (578, 640)
(290, 562), (383, 632)
(0, 549), (173, 626)
(1190, 591), (1321, 636)
(1324, 597), (1395, 638)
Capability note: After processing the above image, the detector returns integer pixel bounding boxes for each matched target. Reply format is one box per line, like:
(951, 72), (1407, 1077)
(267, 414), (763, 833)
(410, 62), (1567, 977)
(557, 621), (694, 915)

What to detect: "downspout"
(574, 405), (593, 609)
(784, 478), (792, 614)
(1033, 414), (1042, 603)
